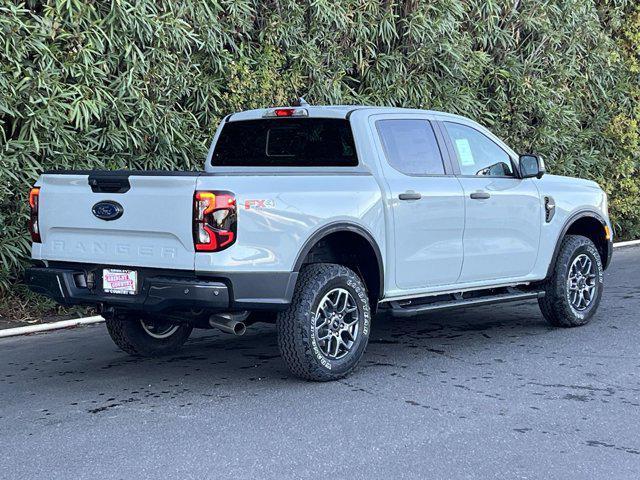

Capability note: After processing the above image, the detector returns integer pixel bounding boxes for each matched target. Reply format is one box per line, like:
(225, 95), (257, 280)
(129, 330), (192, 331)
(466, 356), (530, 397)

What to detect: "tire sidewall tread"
(105, 316), (193, 357)
(539, 235), (603, 327)
(277, 263), (371, 381)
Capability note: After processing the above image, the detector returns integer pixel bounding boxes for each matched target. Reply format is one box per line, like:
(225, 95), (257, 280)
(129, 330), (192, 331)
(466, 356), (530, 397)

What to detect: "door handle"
(470, 191), (491, 200)
(399, 191), (422, 201)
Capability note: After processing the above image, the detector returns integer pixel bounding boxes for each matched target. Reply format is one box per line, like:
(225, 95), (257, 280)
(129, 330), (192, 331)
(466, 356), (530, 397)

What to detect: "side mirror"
(519, 154), (545, 179)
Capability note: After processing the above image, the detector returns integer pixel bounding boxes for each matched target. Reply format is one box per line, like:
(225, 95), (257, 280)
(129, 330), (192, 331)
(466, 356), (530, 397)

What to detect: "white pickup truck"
(26, 105), (613, 381)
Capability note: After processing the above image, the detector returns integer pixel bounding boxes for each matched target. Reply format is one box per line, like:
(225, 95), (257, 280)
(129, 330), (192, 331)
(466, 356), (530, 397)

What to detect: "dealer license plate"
(102, 269), (138, 295)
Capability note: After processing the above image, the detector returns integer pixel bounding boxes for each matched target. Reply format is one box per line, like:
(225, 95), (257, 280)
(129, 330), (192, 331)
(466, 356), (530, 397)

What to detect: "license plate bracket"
(102, 269), (138, 295)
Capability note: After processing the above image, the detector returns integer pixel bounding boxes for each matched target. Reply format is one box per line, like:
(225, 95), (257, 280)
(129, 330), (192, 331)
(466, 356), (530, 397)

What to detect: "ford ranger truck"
(25, 105), (613, 381)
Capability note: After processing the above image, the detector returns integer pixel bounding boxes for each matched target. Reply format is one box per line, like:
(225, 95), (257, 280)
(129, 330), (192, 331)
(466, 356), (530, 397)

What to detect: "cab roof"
(228, 105), (470, 123)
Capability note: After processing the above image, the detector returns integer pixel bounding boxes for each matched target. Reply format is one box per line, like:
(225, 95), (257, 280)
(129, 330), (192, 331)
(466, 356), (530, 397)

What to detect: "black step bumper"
(25, 267), (230, 313)
(25, 264), (297, 313)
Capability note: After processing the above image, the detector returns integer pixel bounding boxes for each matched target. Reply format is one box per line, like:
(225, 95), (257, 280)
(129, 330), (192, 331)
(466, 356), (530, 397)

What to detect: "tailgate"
(32, 172), (199, 270)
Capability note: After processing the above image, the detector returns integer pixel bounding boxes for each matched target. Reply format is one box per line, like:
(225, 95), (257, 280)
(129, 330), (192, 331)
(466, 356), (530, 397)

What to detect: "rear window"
(211, 118), (358, 167)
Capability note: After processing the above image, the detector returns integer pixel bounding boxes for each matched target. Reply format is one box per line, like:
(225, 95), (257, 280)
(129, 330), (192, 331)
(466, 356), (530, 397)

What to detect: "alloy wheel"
(313, 288), (359, 360)
(567, 253), (597, 311)
(139, 318), (180, 339)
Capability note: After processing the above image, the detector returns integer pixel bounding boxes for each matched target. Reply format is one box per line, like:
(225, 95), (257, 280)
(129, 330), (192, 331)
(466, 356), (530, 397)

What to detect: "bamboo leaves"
(0, 0), (638, 315)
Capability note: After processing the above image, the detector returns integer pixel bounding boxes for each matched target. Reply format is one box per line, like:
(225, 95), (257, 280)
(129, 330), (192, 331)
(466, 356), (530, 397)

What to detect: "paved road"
(1, 247), (639, 479)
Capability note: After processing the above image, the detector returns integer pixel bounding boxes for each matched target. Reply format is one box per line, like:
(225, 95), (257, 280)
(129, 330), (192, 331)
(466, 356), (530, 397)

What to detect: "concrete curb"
(0, 315), (104, 339)
(613, 239), (640, 249)
(1, 240), (638, 339)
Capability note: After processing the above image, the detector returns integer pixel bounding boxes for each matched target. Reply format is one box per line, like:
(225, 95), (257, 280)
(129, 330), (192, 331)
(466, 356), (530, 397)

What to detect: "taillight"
(28, 187), (41, 243)
(193, 191), (237, 252)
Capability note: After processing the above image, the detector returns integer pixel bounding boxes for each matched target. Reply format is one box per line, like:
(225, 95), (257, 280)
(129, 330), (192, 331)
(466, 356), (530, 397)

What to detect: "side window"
(376, 119), (445, 175)
(444, 122), (514, 177)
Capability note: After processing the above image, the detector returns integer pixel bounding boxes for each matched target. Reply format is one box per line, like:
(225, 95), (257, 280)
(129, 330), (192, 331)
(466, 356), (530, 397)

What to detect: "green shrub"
(1, 0), (638, 317)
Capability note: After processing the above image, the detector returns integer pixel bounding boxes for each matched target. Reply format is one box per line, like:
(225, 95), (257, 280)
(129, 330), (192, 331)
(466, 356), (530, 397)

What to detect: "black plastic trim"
(292, 222), (384, 300)
(434, 120), (462, 176)
(25, 267), (229, 313)
(389, 290), (544, 317)
(545, 210), (612, 277)
(199, 171), (371, 177)
(221, 271), (298, 310)
(431, 121), (457, 175)
(25, 265), (299, 313)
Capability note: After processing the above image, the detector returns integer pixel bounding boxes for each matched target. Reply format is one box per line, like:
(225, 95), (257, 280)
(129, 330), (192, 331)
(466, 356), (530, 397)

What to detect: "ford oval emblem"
(92, 201), (124, 221)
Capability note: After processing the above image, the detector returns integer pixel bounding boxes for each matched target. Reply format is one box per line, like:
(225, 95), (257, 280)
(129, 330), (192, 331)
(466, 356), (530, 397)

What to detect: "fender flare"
(545, 209), (610, 278)
(293, 222), (385, 300)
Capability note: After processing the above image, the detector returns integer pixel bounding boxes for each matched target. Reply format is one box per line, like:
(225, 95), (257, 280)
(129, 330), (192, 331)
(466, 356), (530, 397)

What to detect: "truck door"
(440, 120), (542, 283)
(370, 115), (465, 290)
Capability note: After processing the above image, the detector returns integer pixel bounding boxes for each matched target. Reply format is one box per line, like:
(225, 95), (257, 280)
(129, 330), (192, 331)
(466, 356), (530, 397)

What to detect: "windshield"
(210, 118), (358, 167)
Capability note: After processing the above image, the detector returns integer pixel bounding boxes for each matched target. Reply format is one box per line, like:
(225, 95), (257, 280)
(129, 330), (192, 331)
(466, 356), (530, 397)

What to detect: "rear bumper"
(25, 264), (297, 313)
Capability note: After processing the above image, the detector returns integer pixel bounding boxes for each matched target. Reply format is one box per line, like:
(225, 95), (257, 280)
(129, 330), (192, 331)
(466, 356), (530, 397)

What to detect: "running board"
(388, 290), (545, 318)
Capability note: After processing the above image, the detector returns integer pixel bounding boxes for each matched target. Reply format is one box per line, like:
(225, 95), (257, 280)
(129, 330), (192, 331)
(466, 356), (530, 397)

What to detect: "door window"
(376, 120), (445, 175)
(444, 122), (514, 177)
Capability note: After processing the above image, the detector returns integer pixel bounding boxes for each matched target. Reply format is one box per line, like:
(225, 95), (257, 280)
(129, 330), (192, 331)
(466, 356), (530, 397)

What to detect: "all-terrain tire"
(105, 315), (193, 357)
(277, 263), (372, 381)
(539, 235), (604, 327)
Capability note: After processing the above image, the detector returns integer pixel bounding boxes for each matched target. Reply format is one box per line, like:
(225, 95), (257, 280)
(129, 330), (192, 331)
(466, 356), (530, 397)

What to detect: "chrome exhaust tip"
(208, 312), (249, 336)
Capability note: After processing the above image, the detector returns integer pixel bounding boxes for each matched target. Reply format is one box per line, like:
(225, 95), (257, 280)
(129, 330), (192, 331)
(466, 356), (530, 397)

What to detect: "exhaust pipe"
(208, 312), (249, 336)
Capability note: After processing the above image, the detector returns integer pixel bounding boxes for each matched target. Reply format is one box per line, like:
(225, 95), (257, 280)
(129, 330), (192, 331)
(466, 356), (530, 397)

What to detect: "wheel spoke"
(316, 332), (331, 343)
(313, 287), (360, 360)
(332, 336), (341, 357)
(337, 291), (349, 313)
(570, 290), (578, 305)
(343, 313), (359, 326)
(342, 329), (355, 342)
(567, 254), (598, 311)
(315, 316), (329, 329)
(339, 336), (351, 352)
(323, 336), (333, 356)
(579, 256), (587, 272)
(318, 304), (330, 317)
(577, 290), (583, 307)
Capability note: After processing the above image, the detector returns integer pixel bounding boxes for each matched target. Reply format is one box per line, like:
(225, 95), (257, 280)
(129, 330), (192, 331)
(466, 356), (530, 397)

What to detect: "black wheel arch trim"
(292, 222), (385, 300)
(546, 209), (612, 278)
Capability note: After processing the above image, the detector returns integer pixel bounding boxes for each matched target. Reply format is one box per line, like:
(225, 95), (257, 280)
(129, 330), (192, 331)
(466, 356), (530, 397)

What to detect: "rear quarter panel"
(194, 174), (385, 274)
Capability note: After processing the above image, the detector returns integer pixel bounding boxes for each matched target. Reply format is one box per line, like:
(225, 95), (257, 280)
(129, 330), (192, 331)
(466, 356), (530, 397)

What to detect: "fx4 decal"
(244, 199), (276, 210)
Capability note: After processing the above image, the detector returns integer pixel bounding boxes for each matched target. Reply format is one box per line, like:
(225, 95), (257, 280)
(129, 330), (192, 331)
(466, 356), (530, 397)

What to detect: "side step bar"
(389, 290), (545, 318)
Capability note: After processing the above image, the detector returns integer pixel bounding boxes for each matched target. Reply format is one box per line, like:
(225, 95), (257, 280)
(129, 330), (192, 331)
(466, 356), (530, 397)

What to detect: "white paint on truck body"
(32, 105), (612, 302)
(33, 174), (198, 270)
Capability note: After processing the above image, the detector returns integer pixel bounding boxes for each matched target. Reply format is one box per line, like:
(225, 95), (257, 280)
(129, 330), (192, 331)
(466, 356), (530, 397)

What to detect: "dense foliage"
(1, 0), (638, 315)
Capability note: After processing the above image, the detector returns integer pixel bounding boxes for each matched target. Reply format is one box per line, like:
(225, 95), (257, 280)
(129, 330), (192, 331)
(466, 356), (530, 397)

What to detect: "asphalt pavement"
(1, 247), (639, 479)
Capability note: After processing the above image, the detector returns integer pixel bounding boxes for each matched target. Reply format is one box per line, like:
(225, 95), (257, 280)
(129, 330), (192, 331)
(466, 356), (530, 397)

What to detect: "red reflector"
(274, 108), (295, 117)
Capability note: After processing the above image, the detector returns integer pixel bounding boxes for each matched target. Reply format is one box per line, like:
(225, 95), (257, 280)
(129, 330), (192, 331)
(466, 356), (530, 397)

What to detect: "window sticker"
(455, 138), (475, 166)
